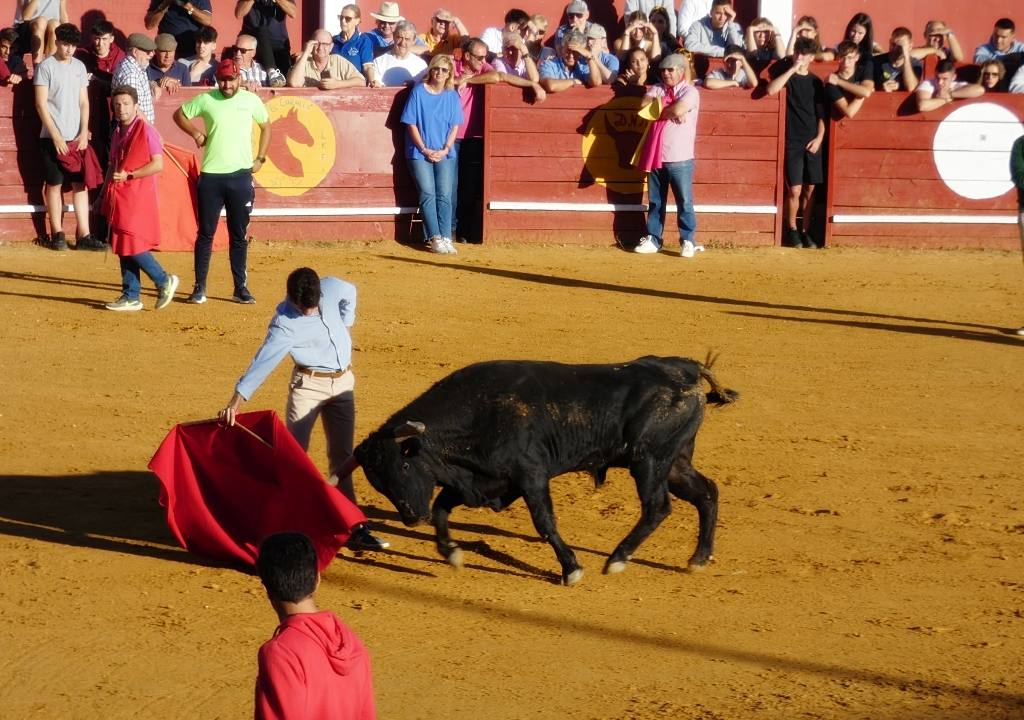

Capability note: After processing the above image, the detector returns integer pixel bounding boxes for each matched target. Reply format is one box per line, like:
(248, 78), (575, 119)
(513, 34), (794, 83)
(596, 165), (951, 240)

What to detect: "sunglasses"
(981, 71), (1001, 77)
(469, 52), (487, 60)
(430, 66), (451, 73)
(340, 15), (357, 22)
(434, 17), (451, 24)
(234, 47), (255, 54)
(568, 13), (584, 19)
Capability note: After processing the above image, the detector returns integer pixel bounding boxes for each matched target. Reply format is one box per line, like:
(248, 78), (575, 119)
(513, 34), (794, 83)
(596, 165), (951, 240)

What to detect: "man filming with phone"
(145, 0), (213, 59)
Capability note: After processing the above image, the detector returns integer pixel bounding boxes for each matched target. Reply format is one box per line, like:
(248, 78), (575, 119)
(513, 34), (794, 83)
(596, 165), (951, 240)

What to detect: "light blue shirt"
(235, 277), (356, 400)
(539, 56), (591, 82)
(973, 40), (1024, 63)
(684, 16), (743, 57)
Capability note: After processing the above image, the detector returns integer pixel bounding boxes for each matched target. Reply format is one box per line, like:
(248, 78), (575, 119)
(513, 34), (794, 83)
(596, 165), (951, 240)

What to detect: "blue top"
(539, 56), (591, 82)
(973, 40), (1024, 63)
(235, 277), (357, 400)
(241, 3), (289, 45)
(599, 51), (620, 74)
(147, 61), (191, 86)
(147, 0), (211, 36)
(400, 83), (463, 161)
(332, 29), (374, 74)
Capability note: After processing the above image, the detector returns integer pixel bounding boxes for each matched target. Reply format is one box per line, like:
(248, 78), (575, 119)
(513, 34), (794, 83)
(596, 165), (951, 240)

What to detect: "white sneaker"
(634, 235), (659, 254)
(428, 237), (446, 254)
(680, 239), (696, 258)
(442, 237), (457, 255)
(267, 68), (286, 87)
(1016, 327), (1024, 336)
(155, 274), (179, 310)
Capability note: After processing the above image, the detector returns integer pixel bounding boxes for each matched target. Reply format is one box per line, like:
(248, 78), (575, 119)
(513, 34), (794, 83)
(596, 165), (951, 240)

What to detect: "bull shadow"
(381, 255), (1014, 341)
(0, 470), (231, 569)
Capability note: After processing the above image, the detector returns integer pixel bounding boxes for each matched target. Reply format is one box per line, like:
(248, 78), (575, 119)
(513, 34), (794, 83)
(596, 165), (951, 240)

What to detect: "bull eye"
(402, 462), (410, 472)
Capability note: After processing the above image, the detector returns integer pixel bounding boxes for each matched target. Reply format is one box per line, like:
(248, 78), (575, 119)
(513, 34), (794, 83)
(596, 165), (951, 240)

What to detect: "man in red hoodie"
(255, 532), (377, 720)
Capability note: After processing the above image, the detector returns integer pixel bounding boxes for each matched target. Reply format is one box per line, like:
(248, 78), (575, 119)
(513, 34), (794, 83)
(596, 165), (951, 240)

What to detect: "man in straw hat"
(366, 1), (404, 58)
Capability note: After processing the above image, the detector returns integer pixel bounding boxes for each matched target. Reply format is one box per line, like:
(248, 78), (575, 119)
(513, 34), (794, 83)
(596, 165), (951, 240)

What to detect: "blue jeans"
(646, 160), (697, 246)
(120, 252), (169, 300)
(408, 156), (456, 241)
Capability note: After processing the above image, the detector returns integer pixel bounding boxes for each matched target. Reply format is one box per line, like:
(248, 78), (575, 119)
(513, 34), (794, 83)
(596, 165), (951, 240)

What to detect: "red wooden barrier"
(824, 92), (1023, 249)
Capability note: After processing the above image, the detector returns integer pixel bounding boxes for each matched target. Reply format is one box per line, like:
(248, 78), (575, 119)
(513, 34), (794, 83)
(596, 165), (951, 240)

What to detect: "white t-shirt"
(372, 52), (427, 86)
(917, 77), (968, 97)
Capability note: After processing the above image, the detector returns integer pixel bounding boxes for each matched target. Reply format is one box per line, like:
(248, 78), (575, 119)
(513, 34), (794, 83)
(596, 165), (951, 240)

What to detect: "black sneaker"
(186, 284), (207, 304)
(76, 233), (109, 251)
(800, 230), (818, 249)
(232, 287), (256, 304)
(346, 525), (390, 551)
(39, 231), (68, 251)
(782, 228), (802, 248)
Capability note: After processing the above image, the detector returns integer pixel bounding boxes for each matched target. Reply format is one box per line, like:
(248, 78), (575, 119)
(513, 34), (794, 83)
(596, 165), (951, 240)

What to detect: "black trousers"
(455, 137), (484, 242)
(194, 169), (253, 292)
(252, 25), (291, 73)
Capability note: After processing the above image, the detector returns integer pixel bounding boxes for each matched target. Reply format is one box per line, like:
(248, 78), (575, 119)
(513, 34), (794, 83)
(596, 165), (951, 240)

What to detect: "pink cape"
(636, 84), (681, 172)
(148, 410), (366, 572)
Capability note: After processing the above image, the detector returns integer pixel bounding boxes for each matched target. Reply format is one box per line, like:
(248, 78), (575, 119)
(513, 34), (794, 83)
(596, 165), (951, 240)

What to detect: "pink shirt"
(454, 58), (494, 140)
(644, 81), (700, 163)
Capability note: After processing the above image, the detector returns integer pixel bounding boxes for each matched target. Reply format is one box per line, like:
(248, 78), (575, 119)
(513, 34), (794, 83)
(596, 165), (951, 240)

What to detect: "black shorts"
(784, 140), (823, 187)
(39, 137), (84, 187)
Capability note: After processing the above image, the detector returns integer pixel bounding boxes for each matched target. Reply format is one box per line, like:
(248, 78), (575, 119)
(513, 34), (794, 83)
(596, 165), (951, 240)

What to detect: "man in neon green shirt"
(174, 58), (271, 305)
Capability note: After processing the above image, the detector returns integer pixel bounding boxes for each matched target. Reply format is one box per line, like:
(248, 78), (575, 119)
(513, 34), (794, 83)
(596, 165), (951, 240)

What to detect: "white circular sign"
(932, 103), (1023, 200)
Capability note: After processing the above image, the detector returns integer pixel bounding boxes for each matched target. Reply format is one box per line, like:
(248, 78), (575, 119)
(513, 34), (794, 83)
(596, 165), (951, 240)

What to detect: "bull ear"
(400, 437), (421, 458)
(391, 420), (426, 441)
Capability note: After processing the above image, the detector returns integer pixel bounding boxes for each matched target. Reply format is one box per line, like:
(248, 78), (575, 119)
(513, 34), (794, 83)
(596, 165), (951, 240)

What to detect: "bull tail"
(701, 352), (740, 406)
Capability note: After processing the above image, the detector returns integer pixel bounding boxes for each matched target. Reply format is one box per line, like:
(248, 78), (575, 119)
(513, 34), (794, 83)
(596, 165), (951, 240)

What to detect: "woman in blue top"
(400, 53), (463, 254)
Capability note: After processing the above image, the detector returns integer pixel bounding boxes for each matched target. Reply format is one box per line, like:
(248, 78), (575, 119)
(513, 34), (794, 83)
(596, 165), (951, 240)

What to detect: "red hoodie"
(255, 611), (376, 720)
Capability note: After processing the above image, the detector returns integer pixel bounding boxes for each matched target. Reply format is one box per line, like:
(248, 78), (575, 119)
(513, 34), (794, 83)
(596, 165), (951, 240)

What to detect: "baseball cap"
(586, 24), (606, 39)
(127, 33), (156, 52)
(154, 33), (177, 52)
(566, 1), (588, 14)
(215, 58), (239, 80)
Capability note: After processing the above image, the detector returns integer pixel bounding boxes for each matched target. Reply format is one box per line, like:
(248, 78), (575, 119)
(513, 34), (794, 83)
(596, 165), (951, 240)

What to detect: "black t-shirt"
(824, 62), (869, 104)
(241, 1), (289, 45)
(871, 53), (921, 90)
(771, 59), (825, 143)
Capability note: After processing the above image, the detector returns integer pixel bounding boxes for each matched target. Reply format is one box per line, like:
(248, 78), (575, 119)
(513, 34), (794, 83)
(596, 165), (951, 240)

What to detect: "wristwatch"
(127, 173), (134, 180)
(257, 155), (267, 163)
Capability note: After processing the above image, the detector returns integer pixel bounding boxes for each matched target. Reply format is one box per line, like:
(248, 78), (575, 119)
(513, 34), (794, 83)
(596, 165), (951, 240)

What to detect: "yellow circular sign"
(254, 96), (336, 197)
(581, 95), (648, 189)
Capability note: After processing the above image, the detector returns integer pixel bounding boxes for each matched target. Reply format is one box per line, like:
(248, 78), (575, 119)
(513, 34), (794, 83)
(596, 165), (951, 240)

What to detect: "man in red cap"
(173, 58), (271, 305)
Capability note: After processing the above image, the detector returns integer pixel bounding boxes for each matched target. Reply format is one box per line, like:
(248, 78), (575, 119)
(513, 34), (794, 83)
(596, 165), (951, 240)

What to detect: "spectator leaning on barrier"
(332, 4), (374, 77)
(825, 40), (873, 119)
(974, 18), (1024, 64)
(874, 27), (920, 93)
(288, 28), (364, 89)
(914, 20), (963, 63)
(101, 84), (179, 313)
(14, 0), (65, 64)
(112, 33), (157, 123)
(0, 27), (28, 85)
(614, 46), (651, 87)
(675, 0), (708, 39)
(704, 44), (755, 89)
(366, 20), (425, 87)
(34, 23), (104, 252)
(745, 17), (783, 62)
(144, 0), (213, 60)
(235, 0), (293, 88)
(915, 58), (984, 112)
(585, 24), (618, 83)
(148, 33), (191, 94)
(366, 1), (403, 58)
(180, 25), (218, 86)
(615, 11), (661, 64)
(401, 53), (462, 255)
(493, 29), (537, 82)
(451, 37), (497, 245)
(1010, 134), (1024, 336)
(982, 60), (1007, 92)
(633, 52), (701, 258)
(624, 0), (676, 38)
(233, 33), (268, 90)
(684, 0), (742, 58)
(414, 8), (465, 58)
(174, 58), (271, 306)
(481, 8), (529, 57)
(539, 29), (598, 93)
(767, 36), (826, 249)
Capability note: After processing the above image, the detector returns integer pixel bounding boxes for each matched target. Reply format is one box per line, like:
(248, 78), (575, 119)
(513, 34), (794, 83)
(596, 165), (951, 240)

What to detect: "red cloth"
(156, 142), (229, 251)
(103, 117), (162, 256)
(57, 142), (104, 188)
(256, 611), (377, 720)
(148, 410), (366, 571)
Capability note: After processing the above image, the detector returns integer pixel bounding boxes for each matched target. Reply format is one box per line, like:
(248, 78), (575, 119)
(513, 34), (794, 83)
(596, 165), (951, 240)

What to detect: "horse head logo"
(266, 106), (316, 178)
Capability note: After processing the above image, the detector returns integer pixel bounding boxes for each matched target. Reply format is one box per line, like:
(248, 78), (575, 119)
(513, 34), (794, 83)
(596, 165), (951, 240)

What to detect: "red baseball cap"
(215, 59), (239, 80)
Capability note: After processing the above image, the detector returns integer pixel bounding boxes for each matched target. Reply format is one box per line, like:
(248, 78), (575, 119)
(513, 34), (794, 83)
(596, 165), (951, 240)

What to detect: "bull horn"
(392, 420), (426, 441)
(336, 453), (361, 479)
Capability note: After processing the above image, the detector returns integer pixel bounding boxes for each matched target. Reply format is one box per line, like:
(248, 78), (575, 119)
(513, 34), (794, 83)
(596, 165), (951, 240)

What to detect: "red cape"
(103, 118), (160, 255)
(148, 410), (366, 572)
(154, 142), (229, 252)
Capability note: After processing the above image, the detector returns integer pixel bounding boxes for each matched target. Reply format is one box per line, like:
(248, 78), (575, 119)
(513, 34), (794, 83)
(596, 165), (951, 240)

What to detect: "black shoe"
(782, 228), (802, 248)
(76, 233), (109, 251)
(232, 287), (256, 304)
(346, 525), (390, 551)
(39, 231), (68, 251)
(800, 230), (818, 249)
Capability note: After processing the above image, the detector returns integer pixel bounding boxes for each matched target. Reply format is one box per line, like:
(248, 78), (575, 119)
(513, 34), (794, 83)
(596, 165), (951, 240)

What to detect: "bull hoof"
(685, 554), (714, 572)
(603, 559), (628, 575)
(562, 568), (584, 586)
(446, 547), (464, 569)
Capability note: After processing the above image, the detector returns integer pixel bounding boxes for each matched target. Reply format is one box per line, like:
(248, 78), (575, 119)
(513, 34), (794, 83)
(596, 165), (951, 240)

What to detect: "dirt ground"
(0, 239), (1022, 720)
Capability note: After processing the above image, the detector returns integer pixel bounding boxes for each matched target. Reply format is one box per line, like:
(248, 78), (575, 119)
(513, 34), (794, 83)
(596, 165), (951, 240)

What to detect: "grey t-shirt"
(33, 56), (89, 140)
(15, 0), (62, 22)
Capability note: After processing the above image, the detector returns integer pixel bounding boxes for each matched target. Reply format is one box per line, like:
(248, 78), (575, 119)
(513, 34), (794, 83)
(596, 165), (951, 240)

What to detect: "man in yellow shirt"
(413, 8), (466, 57)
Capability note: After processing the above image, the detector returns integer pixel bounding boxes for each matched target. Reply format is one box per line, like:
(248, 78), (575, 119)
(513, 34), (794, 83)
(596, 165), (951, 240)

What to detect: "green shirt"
(181, 89), (269, 173)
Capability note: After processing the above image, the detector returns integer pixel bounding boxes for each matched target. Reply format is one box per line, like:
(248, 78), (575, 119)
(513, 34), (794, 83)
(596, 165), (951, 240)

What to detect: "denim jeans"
(120, 252), (169, 301)
(195, 169), (253, 292)
(408, 156), (456, 241)
(646, 159), (697, 246)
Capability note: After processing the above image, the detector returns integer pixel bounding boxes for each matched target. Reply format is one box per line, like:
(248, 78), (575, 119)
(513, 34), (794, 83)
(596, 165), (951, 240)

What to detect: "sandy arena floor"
(0, 240), (1022, 719)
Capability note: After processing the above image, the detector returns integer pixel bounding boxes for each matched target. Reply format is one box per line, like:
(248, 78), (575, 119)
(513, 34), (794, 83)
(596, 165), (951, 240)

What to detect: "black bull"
(350, 356), (738, 585)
